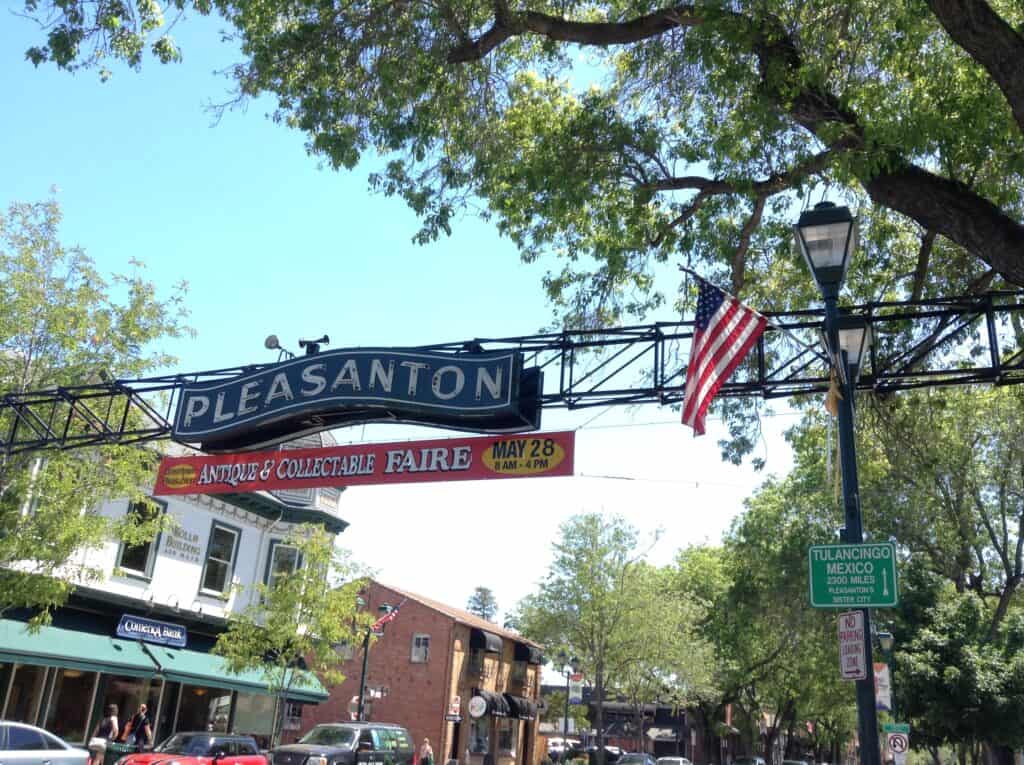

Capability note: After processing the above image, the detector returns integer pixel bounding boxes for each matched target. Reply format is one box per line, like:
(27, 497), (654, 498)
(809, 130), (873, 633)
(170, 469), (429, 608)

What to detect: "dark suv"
(272, 723), (414, 765)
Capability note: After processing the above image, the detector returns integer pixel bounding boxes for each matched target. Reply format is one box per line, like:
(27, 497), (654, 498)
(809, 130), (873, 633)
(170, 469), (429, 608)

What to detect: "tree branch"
(732, 195), (766, 293)
(925, 0), (1024, 133)
(911, 230), (937, 301)
(448, 4), (703, 62)
(447, 2), (1024, 284)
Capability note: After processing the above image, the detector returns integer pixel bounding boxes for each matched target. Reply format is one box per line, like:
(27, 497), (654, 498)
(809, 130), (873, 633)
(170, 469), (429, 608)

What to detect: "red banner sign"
(154, 431), (575, 496)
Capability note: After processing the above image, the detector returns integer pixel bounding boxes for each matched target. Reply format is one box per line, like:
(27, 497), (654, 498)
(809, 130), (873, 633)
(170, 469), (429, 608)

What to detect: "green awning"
(0, 620), (156, 678)
(145, 645), (327, 703)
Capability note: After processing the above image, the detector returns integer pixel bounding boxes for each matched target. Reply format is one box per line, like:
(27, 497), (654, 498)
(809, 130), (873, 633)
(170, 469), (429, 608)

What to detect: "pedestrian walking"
(420, 739), (434, 765)
(120, 703), (153, 750)
(88, 704), (119, 765)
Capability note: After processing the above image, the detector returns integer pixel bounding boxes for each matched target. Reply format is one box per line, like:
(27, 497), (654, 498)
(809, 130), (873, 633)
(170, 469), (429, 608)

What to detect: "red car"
(116, 733), (267, 765)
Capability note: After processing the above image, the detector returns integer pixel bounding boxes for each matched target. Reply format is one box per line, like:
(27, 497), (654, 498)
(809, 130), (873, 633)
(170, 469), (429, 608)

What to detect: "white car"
(658, 757), (693, 765)
(0, 722), (89, 765)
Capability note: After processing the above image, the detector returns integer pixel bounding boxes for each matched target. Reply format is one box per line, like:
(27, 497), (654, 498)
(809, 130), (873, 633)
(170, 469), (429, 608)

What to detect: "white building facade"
(0, 469), (346, 750)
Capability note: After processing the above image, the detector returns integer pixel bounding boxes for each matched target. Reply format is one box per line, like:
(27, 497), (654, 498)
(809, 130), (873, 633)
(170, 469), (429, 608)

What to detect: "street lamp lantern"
(794, 201), (858, 299)
(878, 631), (894, 653)
(820, 315), (873, 384)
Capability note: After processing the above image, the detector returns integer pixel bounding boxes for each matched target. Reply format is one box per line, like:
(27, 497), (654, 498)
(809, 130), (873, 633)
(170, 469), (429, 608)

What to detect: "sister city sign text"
(809, 542), (899, 608)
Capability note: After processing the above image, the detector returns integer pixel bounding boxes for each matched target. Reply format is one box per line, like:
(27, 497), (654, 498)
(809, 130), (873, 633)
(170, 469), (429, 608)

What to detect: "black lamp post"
(796, 201), (881, 765)
(556, 651), (581, 761)
(357, 601), (392, 721)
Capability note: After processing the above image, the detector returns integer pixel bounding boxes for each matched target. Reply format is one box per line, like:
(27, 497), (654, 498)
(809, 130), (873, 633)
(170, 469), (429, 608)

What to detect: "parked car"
(549, 738), (582, 762)
(0, 722), (89, 765)
(271, 723), (414, 765)
(114, 733), (265, 765)
(617, 754), (656, 765)
(733, 758), (767, 765)
(782, 759), (811, 765)
(657, 757), (692, 765)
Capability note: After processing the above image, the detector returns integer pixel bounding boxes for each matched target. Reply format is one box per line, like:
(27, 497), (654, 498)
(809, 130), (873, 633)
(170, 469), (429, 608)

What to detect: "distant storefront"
(0, 598), (325, 748)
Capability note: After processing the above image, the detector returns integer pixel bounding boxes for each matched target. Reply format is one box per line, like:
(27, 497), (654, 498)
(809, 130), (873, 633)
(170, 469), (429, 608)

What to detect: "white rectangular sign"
(838, 610), (867, 680)
(875, 663), (892, 710)
(569, 673), (584, 705)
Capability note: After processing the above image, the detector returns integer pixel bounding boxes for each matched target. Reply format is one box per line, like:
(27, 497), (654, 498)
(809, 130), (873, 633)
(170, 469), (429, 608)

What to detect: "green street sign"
(808, 542), (899, 608)
(884, 723), (911, 735)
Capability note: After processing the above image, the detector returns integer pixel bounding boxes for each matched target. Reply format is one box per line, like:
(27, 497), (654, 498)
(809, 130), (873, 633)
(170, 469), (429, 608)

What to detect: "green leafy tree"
(612, 563), (714, 752)
(516, 514), (641, 765)
(517, 514), (710, 765)
(0, 196), (190, 620)
(466, 586), (499, 621)
(213, 524), (369, 746)
(542, 690), (590, 732)
(16, 1), (1024, 321)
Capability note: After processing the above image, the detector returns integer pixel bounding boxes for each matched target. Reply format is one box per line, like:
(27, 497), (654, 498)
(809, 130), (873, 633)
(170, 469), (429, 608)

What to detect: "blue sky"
(0, 11), (797, 624)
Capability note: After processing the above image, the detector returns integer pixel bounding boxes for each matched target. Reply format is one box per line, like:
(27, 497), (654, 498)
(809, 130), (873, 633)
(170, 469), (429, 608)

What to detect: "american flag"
(370, 599), (405, 631)
(681, 277), (767, 435)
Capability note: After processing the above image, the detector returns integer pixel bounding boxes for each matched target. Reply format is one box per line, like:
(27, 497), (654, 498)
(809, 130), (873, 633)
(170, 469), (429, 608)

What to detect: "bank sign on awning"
(155, 431), (574, 496)
(172, 348), (542, 452)
(116, 615), (187, 648)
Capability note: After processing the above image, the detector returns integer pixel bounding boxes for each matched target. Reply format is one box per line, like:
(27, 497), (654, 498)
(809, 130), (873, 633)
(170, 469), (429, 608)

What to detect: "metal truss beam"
(2, 291), (1023, 454)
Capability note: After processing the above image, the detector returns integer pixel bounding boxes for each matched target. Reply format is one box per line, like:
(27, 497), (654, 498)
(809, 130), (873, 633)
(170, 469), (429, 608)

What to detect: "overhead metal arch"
(1, 291), (1022, 455)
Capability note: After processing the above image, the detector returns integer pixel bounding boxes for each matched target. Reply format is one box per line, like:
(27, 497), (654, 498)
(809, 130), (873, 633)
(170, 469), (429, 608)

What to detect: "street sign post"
(884, 724), (910, 765)
(809, 542), (899, 608)
(838, 610), (868, 680)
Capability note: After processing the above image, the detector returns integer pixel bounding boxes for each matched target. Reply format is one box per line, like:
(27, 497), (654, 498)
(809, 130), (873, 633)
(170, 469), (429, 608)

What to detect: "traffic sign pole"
(827, 296), (882, 765)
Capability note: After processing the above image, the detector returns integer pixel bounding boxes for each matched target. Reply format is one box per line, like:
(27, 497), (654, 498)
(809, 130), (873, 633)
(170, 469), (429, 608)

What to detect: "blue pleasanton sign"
(172, 348), (543, 452)
(117, 614), (188, 647)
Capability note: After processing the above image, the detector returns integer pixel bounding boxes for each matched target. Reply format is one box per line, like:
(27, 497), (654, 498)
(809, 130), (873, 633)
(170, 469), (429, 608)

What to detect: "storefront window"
(5, 664), (47, 723)
(45, 668), (98, 743)
(497, 719), (517, 754)
(176, 685), (231, 733)
(469, 717), (490, 754)
(232, 693), (275, 749)
(98, 675), (163, 742)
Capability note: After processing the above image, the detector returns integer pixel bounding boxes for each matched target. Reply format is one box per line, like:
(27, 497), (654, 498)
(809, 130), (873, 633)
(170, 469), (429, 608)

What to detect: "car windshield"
(298, 727), (357, 748)
(156, 735), (217, 755)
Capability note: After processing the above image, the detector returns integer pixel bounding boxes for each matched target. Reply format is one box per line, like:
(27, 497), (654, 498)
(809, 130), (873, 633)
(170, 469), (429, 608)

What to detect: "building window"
(467, 648), (484, 676)
(411, 634), (430, 663)
(469, 716), (490, 754)
(497, 718), (518, 754)
(264, 540), (301, 589)
(283, 702), (303, 732)
(200, 522), (241, 595)
(176, 685), (231, 733)
(510, 660), (527, 685)
(116, 499), (165, 579)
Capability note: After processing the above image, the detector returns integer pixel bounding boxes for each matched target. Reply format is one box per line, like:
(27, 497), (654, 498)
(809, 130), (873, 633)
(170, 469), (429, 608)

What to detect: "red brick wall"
(300, 583), (455, 751)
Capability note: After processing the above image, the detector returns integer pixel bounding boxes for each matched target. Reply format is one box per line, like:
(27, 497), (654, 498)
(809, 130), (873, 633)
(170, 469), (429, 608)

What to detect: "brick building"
(302, 581), (543, 765)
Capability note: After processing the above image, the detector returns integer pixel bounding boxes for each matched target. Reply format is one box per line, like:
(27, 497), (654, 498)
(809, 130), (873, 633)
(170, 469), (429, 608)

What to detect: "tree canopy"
(0, 197), (190, 619)
(214, 524), (368, 745)
(18, 0), (1024, 325)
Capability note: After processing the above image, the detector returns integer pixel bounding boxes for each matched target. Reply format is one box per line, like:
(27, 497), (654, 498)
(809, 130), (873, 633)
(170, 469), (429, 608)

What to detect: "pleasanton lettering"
(172, 348), (542, 451)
